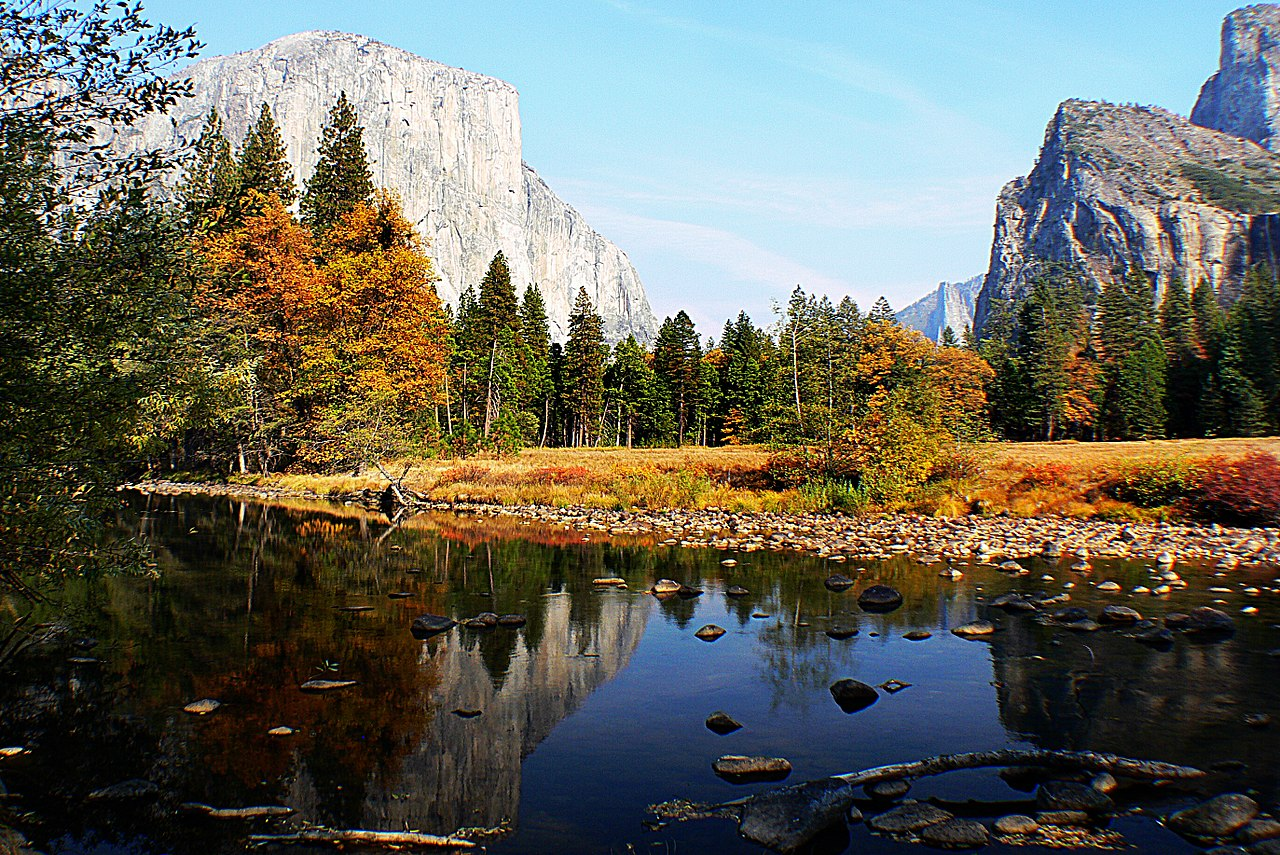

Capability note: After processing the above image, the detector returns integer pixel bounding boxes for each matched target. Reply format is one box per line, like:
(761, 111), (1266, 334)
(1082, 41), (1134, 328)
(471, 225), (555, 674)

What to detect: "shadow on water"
(0, 492), (1275, 854)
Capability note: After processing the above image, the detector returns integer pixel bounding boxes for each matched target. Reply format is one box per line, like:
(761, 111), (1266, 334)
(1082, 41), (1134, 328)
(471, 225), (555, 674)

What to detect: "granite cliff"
(118, 31), (658, 342)
(896, 275), (981, 342)
(1192, 4), (1280, 151)
(974, 98), (1280, 334)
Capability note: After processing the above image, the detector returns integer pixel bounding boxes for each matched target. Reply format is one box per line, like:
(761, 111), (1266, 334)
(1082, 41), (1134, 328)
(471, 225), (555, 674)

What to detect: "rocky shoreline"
(125, 480), (1280, 569)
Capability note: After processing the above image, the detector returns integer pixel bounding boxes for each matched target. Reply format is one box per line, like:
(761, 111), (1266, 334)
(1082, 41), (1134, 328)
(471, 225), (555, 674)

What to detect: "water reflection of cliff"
(987, 591), (1280, 803)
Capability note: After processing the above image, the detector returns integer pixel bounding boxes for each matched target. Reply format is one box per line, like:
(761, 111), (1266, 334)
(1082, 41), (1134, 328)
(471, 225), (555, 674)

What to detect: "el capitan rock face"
(117, 31), (657, 343)
(896, 275), (981, 342)
(974, 99), (1280, 335)
(1192, 4), (1280, 151)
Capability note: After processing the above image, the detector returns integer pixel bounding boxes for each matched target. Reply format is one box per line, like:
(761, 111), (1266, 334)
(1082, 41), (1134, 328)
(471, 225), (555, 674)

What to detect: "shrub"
(1188, 452), (1280, 526)
(1106, 459), (1199, 507)
(528, 465), (592, 486)
(1017, 463), (1073, 488)
(436, 463), (488, 485)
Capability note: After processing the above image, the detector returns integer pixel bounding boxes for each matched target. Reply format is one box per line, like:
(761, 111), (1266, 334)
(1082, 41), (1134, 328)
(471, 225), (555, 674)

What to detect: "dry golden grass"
(218, 437), (1280, 518)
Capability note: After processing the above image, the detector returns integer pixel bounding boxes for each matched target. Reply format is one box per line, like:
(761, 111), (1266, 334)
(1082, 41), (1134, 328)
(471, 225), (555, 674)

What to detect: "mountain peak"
(1193, 4), (1280, 149)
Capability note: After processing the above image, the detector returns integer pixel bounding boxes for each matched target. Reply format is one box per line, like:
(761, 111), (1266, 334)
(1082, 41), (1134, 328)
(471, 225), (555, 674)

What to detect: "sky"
(145, 0), (1247, 335)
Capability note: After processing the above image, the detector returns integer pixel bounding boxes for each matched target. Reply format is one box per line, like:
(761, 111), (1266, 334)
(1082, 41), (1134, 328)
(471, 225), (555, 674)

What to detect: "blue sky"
(146, 1), (1245, 335)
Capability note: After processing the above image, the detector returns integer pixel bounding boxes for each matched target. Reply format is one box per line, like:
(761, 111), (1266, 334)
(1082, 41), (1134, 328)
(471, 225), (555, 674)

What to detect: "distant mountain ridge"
(974, 6), (1280, 335)
(896, 275), (981, 341)
(115, 31), (658, 343)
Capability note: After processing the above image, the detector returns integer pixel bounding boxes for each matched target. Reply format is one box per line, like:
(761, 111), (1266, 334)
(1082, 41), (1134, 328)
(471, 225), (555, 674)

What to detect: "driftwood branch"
(181, 802), (294, 819)
(832, 748), (1205, 787)
(248, 828), (475, 849)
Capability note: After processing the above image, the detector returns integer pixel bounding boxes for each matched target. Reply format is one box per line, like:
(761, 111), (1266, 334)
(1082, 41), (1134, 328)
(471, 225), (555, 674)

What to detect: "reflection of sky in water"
(0, 492), (1276, 854)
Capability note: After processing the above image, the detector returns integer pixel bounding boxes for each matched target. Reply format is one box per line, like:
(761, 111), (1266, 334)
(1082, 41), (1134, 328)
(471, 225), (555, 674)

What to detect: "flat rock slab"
(183, 699), (221, 715)
(1036, 781), (1113, 813)
(868, 802), (954, 834)
(830, 679), (879, 714)
(410, 614), (457, 638)
(920, 818), (990, 849)
(1168, 793), (1259, 840)
(712, 755), (792, 783)
(952, 620), (995, 637)
(497, 614), (526, 628)
(299, 679), (357, 693)
(994, 814), (1040, 835)
(738, 778), (855, 852)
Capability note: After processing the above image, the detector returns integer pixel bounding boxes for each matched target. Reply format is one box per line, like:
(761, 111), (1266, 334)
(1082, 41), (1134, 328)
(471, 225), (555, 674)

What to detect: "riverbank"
(129, 477), (1280, 569)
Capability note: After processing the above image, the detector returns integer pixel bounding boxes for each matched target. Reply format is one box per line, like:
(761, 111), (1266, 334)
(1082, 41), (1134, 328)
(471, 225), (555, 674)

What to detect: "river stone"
(183, 698), (221, 715)
(726, 585), (750, 597)
(952, 620), (995, 637)
(992, 592), (1038, 612)
(920, 818), (990, 849)
(1036, 781), (1113, 813)
(867, 802), (954, 834)
(1091, 773), (1119, 794)
(1065, 620), (1101, 632)
(592, 577), (626, 587)
(858, 585), (904, 612)
(1052, 607), (1089, 624)
(1183, 607), (1237, 637)
(652, 579), (681, 594)
(1096, 581), (1123, 592)
(865, 779), (911, 800)
(826, 626), (858, 640)
(677, 584), (703, 598)
(695, 624), (727, 642)
(1169, 794), (1260, 840)
(410, 614), (456, 638)
(712, 755), (792, 783)
(738, 777), (855, 852)
(903, 630), (932, 641)
(705, 711), (743, 734)
(299, 679), (357, 693)
(1136, 626), (1175, 647)
(824, 574), (855, 592)
(999, 561), (1025, 573)
(86, 779), (160, 801)
(1037, 810), (1093, 827)
(829, 679), (879, 713)
(1098, 605), (1143, 624)
(1238, 820), (1280, 843)
(267, 726), (294, 737)
(994, 814), (1040, 835)
(497, 614), (526, 628)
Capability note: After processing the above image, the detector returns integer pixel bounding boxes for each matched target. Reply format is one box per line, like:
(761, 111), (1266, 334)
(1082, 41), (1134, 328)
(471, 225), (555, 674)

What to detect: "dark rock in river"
(1239, 819), (1280, 844)
(705, 711), (743, 734)
(497, 614), (526, 628)
(1037, 810), (1093, 827)
(867, 801), (954, 834)
(1136, 626), (1175, 647)
(410, 614), (456, 638)
(694, 624), (726, 642)
(857, 584), (904, 612)
(826, 626), (858, 640)
(830, 679), (879, 713)
(921, 818), (991, 849)
(992, 592), (1038, 612)
(1098, 605), (1143, 624)
(903, 630), (932, 641)
(1036, 781), (1113, 813)
(738, 777), (855, 852)
(712, 754), (792, 783)
(865, 780), (911, 801)
(1051, 607), (1089, 624)
(952, 620), (995, 637)
(677, 584), (703, 598)
(1168, 793), (1259, 840)
(726, 585), (750, 597)
(825, 574), (855, 592)
(994, 814), (1040, 835)
(1182, 607), (1237, 638)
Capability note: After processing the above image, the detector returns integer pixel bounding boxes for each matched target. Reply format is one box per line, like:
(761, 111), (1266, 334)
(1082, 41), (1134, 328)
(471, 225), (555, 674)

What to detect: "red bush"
(1018, 462), (1073, 488)
(530, 465), (591, 485)
(1189, 452), (1280, 526)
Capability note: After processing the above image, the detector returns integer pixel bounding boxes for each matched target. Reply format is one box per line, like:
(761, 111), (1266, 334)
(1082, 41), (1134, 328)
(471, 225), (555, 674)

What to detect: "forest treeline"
(4, 3), (1280, 596)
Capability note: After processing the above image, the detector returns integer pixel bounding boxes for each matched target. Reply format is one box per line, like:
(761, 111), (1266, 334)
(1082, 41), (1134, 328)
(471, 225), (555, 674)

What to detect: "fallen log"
(181, 802), (294, 819)
(657, 749), (1208, 853)
(247, 828), (476, 849)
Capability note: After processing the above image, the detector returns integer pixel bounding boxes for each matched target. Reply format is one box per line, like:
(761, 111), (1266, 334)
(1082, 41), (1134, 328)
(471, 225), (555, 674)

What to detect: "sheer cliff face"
(974, 99), (1280, 334)
(120, 31), (657, 343)
(1192, 4), (1280, 151)
(896, 275), (981, 342)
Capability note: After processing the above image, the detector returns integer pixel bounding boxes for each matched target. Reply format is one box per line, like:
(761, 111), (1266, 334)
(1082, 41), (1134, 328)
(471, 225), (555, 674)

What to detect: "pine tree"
(1158, 275), (1202, 437)
(473, 252), (524, 440)
(520, 285), (552, 446)
(1225, 265), (1280, 431)
(1098, 267), (1166, 439)
(564, 288), (606, 446)
(177, 108), (240, 230)
(940, 325), (959, 348)
(653, 311), (702, 444)
(607, 335), (653, 447)
(868, 296), (896, 322)
(238, 103), (297, 206)
(300, 92), (374, 232)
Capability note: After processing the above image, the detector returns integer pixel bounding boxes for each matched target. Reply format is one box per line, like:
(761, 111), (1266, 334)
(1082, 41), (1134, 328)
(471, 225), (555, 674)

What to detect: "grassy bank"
(165, 437), (1280, 521)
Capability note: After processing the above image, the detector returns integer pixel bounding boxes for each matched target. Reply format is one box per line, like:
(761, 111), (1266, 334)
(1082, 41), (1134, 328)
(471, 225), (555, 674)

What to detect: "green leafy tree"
(299, 92), (373, 232)
(237, 103), (297, 206)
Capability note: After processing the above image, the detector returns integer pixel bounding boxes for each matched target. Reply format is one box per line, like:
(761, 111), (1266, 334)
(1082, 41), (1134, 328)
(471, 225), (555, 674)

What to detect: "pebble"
(712, 754), (792, 783)
(994, 814), (1040, 835)
(267, 726), (294, 737)
(183, 699), (221, 715)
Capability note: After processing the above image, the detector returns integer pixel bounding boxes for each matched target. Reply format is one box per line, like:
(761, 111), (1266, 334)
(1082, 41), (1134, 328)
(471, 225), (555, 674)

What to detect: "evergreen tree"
(1191, 279), (1228, 434)
(607, 335), (654, 447)
(238, 103), (297, 206)
(520, 285), (552, 445)
(940, 325), (959, 348)
(868, 296), (896, 322)
(1225, 265), (1280, 431)
(177, 108), (240, 229)
(472, 252), (525, 441)
(300, 92), (374, 232)
(1158, 274), (1202, 437)
(1098, 267), (1166, 439)
(564, 288), (607, 446)
(653, 311), (702, 444)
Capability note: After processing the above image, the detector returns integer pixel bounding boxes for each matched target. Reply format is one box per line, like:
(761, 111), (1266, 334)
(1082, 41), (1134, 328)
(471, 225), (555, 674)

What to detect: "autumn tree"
(300, 92), (373, 232)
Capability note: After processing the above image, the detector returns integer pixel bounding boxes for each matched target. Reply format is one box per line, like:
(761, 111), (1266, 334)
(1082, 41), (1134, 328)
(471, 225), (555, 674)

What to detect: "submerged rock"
(1168, 794), (1259, 840)
(858, 585), (904, 612)
(726, 585), (750, 597)
(826, 626), (858, 640)
(1183, 607), (1237, 638)
(497, 614), (527, 628)
(824, 574), (855, 592)
(738, 778), (855, 852)
(921, 818), (990, 849)
(1036, 781), (1113, 813)
(867, 801), (954, 834)
(1098, 605), (1143, 624)
(409, 614), (456, 638)
(705, 711), (743, 734)
(865, 779), (911, 801)
(830, 679), (879, 713)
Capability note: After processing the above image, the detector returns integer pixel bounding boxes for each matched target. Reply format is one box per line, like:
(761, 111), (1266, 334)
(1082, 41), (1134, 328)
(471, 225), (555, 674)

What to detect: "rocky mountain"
(1192, 4), (1280, 151)
(117, 31), (658, 342)
(896, 275), (981, 341)
(974, 98), (1280, 334)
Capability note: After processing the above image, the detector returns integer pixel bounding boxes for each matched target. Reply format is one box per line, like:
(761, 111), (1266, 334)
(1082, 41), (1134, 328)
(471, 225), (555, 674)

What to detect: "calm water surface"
(1, 493), (1278, 854)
